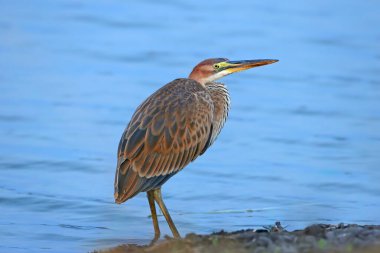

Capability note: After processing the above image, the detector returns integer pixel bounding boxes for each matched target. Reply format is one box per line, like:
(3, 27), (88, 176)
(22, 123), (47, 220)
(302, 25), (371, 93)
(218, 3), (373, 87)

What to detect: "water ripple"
(66, 15), (163, 29)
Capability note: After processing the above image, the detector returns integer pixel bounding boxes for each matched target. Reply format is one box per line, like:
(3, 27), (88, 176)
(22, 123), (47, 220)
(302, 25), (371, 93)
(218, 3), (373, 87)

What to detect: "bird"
(114, 58), (278, 241)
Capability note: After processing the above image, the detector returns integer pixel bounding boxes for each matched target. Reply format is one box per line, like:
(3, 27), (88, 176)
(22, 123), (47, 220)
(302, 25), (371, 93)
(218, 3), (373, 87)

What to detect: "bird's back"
(114, 78), (218, 203)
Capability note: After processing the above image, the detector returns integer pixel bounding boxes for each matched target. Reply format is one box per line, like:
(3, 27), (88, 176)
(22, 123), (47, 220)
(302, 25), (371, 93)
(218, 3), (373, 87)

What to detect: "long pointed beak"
(222, 59), (278, 74)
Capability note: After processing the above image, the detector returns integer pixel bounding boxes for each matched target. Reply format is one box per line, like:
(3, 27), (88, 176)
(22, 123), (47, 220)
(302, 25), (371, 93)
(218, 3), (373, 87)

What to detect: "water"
(1, 0), (380, 252)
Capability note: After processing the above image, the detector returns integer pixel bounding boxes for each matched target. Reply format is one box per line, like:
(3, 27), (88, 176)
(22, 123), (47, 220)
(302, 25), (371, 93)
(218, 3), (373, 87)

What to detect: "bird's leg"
(147, 190), (160, 243)
(152, 188), (181, 238)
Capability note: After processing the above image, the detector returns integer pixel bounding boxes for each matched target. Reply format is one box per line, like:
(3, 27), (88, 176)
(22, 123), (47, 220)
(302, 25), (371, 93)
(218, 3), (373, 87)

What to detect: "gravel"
(94, 223), (380, 253)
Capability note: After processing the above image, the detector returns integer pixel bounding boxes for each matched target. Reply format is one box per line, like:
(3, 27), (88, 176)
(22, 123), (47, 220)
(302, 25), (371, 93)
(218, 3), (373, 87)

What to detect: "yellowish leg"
(153, 188), (181, 238)
(147, 190), (160, 243)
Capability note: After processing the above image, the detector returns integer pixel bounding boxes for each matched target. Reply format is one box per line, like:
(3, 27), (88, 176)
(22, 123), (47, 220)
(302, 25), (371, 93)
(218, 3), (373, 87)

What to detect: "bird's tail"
(114, 160), (175, 204)
(114, 160), (140, 203)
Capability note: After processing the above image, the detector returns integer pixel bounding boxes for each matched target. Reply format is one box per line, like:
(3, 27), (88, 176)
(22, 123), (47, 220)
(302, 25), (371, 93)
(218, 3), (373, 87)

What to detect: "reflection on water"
(1, 0), (380, 252)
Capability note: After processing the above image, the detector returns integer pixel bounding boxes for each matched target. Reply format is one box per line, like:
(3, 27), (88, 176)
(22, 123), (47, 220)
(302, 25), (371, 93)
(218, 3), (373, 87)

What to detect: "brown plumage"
(114, 79), (229, 203)
(114, 58), (278, 241)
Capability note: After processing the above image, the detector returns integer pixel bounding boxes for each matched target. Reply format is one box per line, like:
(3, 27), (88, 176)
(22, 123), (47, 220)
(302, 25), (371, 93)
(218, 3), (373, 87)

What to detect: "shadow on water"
(1, 0), (380, 252)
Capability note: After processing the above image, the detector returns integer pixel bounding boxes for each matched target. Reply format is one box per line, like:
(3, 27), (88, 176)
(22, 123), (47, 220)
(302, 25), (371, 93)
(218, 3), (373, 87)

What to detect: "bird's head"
(189, 58), (278, 85)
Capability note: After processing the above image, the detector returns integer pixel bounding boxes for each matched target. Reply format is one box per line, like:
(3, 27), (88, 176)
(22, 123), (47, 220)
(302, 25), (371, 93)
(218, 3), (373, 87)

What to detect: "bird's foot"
(149, 233), (160, 246)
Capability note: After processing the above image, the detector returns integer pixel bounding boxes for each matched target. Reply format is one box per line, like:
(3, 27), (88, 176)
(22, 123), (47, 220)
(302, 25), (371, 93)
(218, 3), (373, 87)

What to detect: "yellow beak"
(221, 59), (278, 74)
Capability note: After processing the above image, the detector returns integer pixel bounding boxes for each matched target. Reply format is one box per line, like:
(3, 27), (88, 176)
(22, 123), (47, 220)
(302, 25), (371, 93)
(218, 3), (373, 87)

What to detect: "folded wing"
(114, 79), (214, 203)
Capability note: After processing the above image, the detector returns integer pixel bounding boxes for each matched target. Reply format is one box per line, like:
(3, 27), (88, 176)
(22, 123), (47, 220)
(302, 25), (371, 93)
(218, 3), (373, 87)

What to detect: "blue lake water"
(1, 0), (380, 252)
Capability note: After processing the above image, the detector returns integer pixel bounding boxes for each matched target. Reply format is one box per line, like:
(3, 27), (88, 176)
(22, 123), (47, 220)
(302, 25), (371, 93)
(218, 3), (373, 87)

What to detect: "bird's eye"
(213, 64), (220, 70)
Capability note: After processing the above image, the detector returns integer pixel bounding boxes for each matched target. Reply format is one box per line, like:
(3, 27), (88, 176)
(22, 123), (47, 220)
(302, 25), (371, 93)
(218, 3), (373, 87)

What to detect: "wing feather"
(115, 79), (214, 203)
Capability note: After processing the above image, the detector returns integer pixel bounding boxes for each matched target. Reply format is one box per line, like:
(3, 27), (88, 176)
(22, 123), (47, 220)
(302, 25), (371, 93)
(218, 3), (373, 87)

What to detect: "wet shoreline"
(94, 223), (380, 253)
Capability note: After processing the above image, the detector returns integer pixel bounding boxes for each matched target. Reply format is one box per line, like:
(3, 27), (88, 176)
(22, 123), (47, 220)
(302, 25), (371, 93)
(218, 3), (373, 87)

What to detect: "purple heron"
(114, 58), (278, 241)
